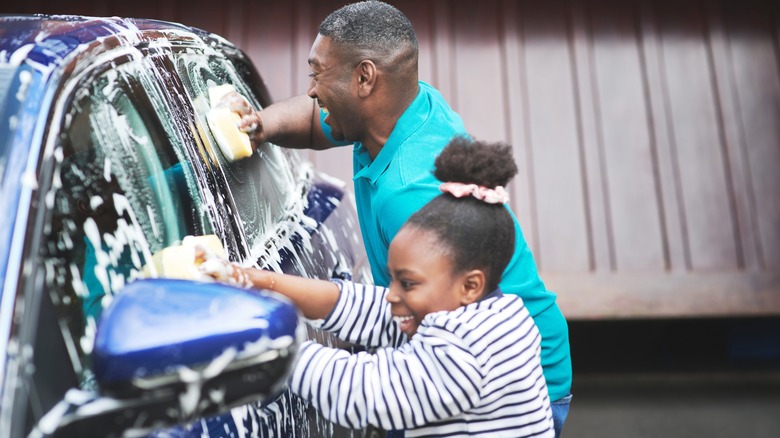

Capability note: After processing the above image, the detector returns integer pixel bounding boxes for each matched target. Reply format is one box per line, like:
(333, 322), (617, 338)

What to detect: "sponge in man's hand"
(206, 84), (253, 162)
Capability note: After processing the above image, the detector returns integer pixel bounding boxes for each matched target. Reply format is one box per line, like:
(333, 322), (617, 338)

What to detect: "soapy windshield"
(175, 51), (297, 259)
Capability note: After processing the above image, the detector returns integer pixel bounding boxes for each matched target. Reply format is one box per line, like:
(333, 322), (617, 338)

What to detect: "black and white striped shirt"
(289, 281), (554, 437)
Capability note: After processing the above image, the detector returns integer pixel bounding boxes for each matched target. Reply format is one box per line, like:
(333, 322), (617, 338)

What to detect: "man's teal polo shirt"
(323, 81), (466, 285)
(320, 81), (572, 402)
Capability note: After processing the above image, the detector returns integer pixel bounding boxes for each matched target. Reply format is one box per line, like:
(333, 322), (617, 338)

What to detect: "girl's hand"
(194, 245), (253, 288)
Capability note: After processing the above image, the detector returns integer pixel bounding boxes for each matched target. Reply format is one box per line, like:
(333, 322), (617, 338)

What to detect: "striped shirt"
(289, 281), (554, 437)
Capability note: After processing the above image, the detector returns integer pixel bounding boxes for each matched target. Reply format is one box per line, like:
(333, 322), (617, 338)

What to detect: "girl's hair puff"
(405, 136), (518, 293)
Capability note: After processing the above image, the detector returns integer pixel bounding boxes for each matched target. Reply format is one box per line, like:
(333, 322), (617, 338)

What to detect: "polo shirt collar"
(482, 288), (504, 301)
(354, 83), (427, 184)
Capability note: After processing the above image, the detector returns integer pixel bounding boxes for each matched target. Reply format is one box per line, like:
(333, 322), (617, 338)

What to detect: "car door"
(6, 36), (230, 436)
(6, 24), (368, 438)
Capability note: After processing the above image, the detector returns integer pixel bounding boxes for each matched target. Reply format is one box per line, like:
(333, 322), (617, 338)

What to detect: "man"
(228, 1), (572, 435)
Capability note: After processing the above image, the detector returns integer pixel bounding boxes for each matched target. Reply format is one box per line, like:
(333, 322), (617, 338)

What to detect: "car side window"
(41, 59), (209, 386)
(174, 51), (298, 260)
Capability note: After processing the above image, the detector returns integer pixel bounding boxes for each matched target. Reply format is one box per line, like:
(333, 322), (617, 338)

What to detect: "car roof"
(0, 15), (209, 67)
(0, 14), (226, 298)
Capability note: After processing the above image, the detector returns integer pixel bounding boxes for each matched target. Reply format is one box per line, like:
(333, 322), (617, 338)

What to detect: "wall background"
(9, 0), (780, 320)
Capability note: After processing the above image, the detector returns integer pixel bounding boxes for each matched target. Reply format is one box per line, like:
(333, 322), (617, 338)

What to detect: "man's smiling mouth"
(317, 99), (329, 113)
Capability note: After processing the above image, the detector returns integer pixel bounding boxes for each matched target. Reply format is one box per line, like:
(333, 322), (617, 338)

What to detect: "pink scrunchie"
(439, 182), (509, 204)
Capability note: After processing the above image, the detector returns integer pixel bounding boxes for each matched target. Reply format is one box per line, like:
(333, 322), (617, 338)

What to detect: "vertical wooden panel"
(717, 0), (780, 270)
(519, 1), (590, 272)
(242, 2), (293, 102)
(501, 0), (539, 255)
(449, 0), (506, 142)
(571, 0), (613, 272)
(589, 0), (667, 271)
(13, 0), (41, 14)
(28, 0), (94, 15)
(173, 0), (225, 36)
(431, 0), (456, 105)
(655, 0), (740, 270)
(706, 1), (761, 272)
(103, 2), (158, 20)
(222, 0), (247, 49)
(639, 0), (689, 272)
(288, 0), (317, 173)
(87, 0), (108, 17)
(291, 0), (317, 96)
(393, 0), (435, 86)
(156, 0), (177, 23)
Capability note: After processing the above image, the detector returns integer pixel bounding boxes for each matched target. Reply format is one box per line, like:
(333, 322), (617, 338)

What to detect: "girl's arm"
(245, 270), (406, 349)
(198, 252), (406, 348)
(197, 251), (405, 347)
(197, 252), (338, 320)
(242, 268), (340, 320)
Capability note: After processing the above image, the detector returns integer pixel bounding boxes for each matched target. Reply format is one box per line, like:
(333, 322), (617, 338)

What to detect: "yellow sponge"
(144, 234), (227, 280)
(206, 84), (253, 162)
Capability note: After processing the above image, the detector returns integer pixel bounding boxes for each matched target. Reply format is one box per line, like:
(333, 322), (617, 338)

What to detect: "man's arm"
(224, 92), (333, 150)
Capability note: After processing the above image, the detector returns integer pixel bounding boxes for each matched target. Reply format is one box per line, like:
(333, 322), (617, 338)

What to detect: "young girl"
(201, 137), (554, 437)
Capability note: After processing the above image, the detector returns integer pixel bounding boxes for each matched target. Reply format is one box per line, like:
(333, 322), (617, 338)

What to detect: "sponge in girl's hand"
(143, 234), (227, 280)
(206, 84), (253, 162)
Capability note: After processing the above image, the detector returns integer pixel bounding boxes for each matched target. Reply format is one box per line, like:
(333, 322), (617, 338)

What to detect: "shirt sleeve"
(311, 280), (406, 349)
(289, 325), (483, 431)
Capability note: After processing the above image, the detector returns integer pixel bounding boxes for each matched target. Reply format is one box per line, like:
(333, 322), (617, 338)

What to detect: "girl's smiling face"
(386, 226), (484, 338)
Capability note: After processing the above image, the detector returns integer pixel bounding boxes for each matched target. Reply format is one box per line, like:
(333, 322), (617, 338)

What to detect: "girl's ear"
(460, 270), (486, 305)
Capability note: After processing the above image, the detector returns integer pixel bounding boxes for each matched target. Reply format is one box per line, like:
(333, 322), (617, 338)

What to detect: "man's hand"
(215, 91), (265, 149)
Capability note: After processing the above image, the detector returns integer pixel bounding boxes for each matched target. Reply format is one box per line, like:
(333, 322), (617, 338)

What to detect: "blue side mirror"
(84, 279), (300, 430)
(33, 279), (301, 437)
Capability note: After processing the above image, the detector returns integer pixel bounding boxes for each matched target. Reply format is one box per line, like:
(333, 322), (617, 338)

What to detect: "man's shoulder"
(418, 82), (460, 117)
(418, 80), (443, 100)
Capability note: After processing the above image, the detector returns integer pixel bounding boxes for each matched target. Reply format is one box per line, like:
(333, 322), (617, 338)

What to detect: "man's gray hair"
(319, 1), (418, 62)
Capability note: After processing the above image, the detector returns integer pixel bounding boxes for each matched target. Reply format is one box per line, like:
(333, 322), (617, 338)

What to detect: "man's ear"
(355, 60), (377, 97)
(460, 270), (486, 306)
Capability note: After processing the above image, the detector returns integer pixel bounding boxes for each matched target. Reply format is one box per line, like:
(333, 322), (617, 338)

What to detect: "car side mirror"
(32, 279), (300, 437)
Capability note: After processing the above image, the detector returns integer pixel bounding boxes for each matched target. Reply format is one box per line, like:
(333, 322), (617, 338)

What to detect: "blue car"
(0, 15), (369, 437)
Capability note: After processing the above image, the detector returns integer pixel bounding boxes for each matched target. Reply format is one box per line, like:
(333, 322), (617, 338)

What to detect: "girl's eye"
(400, 280), (414, 290)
